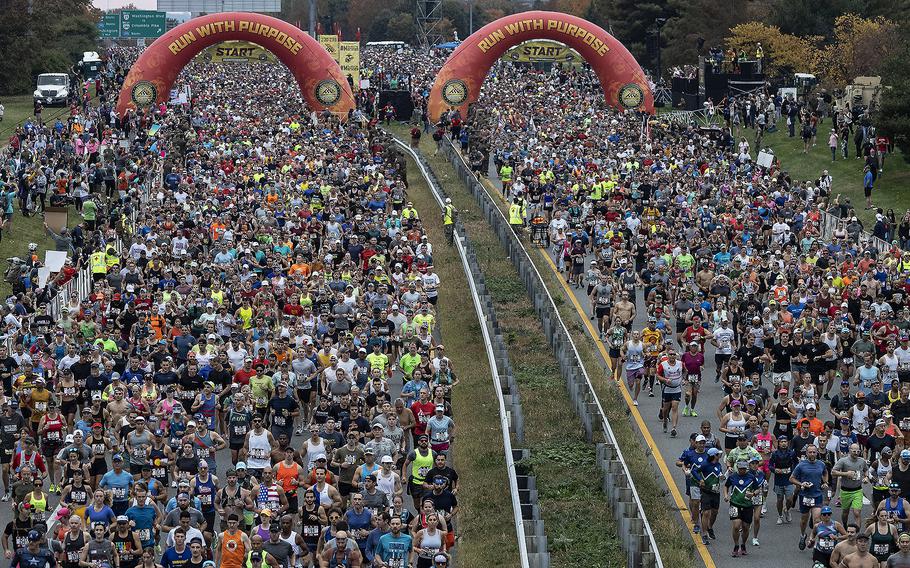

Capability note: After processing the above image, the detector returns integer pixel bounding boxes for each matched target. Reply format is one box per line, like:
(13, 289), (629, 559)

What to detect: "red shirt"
(233, 368), (256, 386)
(12, 450), (46, 474)
(410, 401), (436, 436)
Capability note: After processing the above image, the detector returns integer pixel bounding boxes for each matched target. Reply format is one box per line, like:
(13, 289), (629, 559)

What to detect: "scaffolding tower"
(416, 0), (444, 48)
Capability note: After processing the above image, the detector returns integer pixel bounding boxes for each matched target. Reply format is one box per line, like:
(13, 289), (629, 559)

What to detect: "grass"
(393, 124), (630, 567)
(759, 125), (910, 227)
(396, 146), (520, 567)
(0, 95), (74, 141)
(393, 123), (696, 567)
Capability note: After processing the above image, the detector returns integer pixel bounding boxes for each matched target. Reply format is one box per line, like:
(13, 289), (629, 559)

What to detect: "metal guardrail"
(393, 138), (536, 568)
(819, 208), (895, 256)
(439, 137), (663, 568)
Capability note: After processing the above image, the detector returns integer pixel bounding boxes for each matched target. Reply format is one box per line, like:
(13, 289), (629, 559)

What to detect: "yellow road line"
(479, 178), (715, 568)
(537, 249), (716, 568)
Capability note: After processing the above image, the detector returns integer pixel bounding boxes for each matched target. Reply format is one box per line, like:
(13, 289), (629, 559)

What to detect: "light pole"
(654, 18), (667, 83)
(468, 0), (475, 35)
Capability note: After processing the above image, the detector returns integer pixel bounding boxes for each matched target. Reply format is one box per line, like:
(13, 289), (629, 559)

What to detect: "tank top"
(814, 521), (838, 554)
(276, 461), (302, 494)
(303, 438), (326, 472)
(417, 527), (443, 559)
(315, 482), (331, 508)
(775, 401), (791, 422)
(852, 404), (870, 434)
(376, 469), (396, 497)
(62, 531), (86, 568)
(247, 430), (272, 469)
(883, 355), (899, 382)
(67, 482), (91, 514)
(193, 431), (215, 468)
(220, 530), (247, 568)
(660, 361), (683, 393)
(822, 334), (838, 360)
(280, 530), (303, 559)
(194, 474), (217, 513)
(257, 483), (281, 513)
(625, 342), (645, 370)
(871, 522), (896, 560)
(149, 446), (170, 484)
(410, 447), (434, 485)
(873, 460), (893, 490)
(895, 465), (910, 498)
(300, 504), (323, 543)
(859, 365), (880, 390)
(112, 530), (140, 568)
(198, 393), (217, 427)
(43, 413), (65, 444)
(27, 492), (48, 522)
(885, 497), (909, 528)
(754, 433), (773, 455)
(725, 412), (747, 439)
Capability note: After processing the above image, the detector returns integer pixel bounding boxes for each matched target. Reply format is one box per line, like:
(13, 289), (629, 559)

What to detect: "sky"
(92, 0), (157, 9)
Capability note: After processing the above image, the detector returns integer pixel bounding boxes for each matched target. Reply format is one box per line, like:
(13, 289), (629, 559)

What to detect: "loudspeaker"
(378, 90), (414, 121)
(684, 93), (700, 111)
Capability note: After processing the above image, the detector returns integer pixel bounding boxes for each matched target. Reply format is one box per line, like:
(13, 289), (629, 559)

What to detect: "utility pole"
(308, 0), (317, 36)
(654, 18), (667, 82)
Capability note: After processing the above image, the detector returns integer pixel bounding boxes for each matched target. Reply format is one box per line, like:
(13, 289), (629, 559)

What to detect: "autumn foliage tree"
(725, 22), (819, 78)
(813, 15), (901, 88)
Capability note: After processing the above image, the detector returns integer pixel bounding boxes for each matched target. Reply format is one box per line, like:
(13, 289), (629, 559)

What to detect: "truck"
(79, 52), (103, 79)
(33, 73), (70, 106)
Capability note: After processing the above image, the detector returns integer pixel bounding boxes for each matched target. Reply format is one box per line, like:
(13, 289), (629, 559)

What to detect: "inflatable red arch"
(428, 10), (654, 122)
(116, 12), (354, 117)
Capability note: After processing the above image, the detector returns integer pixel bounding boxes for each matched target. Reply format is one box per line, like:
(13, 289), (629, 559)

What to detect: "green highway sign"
(98, 13), (120, 38)
(119, 10), (166, 38)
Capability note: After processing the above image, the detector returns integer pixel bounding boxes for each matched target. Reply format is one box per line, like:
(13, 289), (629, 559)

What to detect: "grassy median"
(396, 128), (696, 566)
(392, 126), (628, 566)
(397, 145), (520, 567)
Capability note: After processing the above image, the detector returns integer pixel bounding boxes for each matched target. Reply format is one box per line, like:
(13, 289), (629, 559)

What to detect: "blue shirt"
(865, 170), (874, 189)
(99, 470), (134, 502)
(160, 545), (191, 568)
(375, 533), (413, 565)
(126, 503), (158, 547)
(792, 459), (827, 497)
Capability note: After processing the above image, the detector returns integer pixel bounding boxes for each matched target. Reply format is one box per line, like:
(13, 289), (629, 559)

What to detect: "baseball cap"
(235, 462), (247, 470)
(820, 506), (832, 514)
(117, 515), (129, 523)
(901, 450), (910, 459)
(381, 455), (394, 463)
(707, 448), (722, 456)
(314, 453), (327, 461)
(882, 447), (893, 454)
(695, 435), (706, 442)
(735, 461), (748, 469)
(27, 530), (41, 542)
(806, 403), (817, 410)
(112, 454), (123, 461)
(433, 554), (448, 563)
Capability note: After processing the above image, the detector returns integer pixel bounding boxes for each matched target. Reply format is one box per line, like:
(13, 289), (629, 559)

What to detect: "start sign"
(204, 41), (277, 63)
(504, 40), (580, 63)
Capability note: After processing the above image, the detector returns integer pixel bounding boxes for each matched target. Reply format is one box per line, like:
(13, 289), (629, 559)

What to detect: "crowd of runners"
(0, 47), (460, 568)
(431, 57), (910, 566)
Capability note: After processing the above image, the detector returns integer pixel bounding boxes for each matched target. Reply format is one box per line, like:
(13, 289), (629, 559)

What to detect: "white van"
(34, 73), (70, 106)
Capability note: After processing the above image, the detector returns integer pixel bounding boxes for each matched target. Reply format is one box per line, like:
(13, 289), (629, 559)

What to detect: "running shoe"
(671, 428), (677, 438)
(752, 538), (760, 546)
(776, 515), (783, 525)
(632, 400), (639, 406)
(785, 509), (792, 523)
(691, 410), (699, 417)
(708, 529), (716, 540)
(682, 407), (690, 416)
(1, 493), (8, 502)
(731, 548), (740, 557)
(693, 524), (700, 534)
(798, 535), (806, 550)
(702, 535), (710, 546)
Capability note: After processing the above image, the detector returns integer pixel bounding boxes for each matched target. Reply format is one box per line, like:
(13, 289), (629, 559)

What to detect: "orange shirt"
(219, 530), (247, 568)
(276, 460), (303, 494)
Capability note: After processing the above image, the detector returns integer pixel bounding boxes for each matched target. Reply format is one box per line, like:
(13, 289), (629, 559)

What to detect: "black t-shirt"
(769, 343), (795, 373)
(737, 345), (764, 375)
(806, 343), (829, 370)
(0, 357), (17, 393)
(268, 396), (299, 430)
(0, 412), (25, 449)
(424, 466), (458, 491)
(865, 433), (896, 460)
(428, 490), (457, 514)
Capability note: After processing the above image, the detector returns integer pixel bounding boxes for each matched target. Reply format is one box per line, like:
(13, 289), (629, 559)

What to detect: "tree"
(586, 0), (676, 74)
(874, 28), (910, 161)
(813, 14), (901, 89)
(0, 0), (98, 95)
(725, 22), (819, 79)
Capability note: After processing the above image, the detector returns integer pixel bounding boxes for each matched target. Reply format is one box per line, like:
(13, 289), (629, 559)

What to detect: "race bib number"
(843, 357), (853, 365)
(199, 493), (212, 505)
(901, 418), (910, 430)
(818, 538), (835, 552)
(35, 402), (47, 412)
(874, 542), (891, 555)
(252, 448), (267, 459)
(688, 374), (700, 383)
(139, 528), (151, 542)
(801, 495), (816, 508)
(303, 525), (319, 537)
(728, 506), (739, 519)
(432, 430), (447, 441)
(234, 425), (247, 436)
(153, 468), (166, 478)
(273, 415), (286, 426)
(112, 487), (127, 500)
(47, 430), (61, 441)
(418, 466), (430, 478)
(67, 551), (80, 562)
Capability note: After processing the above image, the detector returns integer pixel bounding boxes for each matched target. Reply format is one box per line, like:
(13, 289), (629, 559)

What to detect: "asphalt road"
(480, 164), (865, 568)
